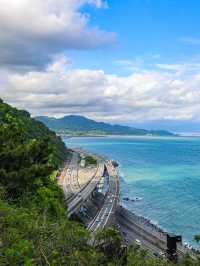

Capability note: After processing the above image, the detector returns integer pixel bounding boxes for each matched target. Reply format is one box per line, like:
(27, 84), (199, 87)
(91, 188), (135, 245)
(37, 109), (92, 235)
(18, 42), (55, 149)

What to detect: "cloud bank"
(2, 56), (200, 123)
(1, 1), (200, 126)
(0, 0), (115, 70)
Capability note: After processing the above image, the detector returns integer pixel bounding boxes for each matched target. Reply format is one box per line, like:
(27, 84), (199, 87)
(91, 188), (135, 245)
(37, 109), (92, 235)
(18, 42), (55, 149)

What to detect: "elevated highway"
(87, 161), (119, 232)
(67, 163), (105, 216)
(58, 150), (120, 228)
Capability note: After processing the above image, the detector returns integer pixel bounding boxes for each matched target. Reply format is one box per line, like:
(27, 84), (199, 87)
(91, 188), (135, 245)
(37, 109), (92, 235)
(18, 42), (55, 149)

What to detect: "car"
(159, 251), (165, 257)
(116, 224), (120, 229)
(135, 239), (141, 246)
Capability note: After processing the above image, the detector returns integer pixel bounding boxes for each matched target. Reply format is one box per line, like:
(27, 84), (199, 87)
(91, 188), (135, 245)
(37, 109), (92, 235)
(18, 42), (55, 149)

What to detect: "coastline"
(60, 134), (178, 139)
(67, 145), (200, 254)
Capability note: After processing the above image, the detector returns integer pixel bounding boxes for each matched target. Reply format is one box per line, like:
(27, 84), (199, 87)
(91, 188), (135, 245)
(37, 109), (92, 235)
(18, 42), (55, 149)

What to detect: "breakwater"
(116, 206), (167, 251)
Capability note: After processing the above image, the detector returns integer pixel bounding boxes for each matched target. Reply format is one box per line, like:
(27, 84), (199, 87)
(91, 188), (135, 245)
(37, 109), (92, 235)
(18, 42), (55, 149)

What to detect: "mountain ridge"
(35, 115), (175, 137)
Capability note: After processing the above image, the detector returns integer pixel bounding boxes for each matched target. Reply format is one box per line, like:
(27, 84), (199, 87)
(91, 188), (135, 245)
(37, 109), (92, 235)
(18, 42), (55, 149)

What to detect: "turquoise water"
(63, 136), (200, 247)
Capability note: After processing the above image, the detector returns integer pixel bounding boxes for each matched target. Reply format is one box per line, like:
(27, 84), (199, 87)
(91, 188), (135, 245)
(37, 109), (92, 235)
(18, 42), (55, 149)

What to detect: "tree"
(95, 227), (126, 264)
(0, 115), (53, 199)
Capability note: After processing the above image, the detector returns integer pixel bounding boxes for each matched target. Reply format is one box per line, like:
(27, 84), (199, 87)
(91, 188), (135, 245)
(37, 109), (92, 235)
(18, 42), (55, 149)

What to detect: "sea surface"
(63, 136), (200, 248)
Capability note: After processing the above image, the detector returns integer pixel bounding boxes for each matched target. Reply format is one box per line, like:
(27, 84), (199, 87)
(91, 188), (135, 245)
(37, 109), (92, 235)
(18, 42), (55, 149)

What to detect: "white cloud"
(156, 64), (183, 72)
(156, 63), (200, 76)
(0, 0), (115, 69)
(2, 56), (200, 123)
(180, 37), (200, 45)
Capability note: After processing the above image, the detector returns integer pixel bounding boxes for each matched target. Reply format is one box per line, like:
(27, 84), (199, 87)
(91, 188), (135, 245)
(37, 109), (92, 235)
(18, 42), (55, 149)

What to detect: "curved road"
(88, 161), (119, 232)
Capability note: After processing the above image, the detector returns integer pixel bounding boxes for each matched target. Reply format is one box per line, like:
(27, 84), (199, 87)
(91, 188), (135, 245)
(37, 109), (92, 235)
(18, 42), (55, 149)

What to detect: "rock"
(112, 160), (119, 167)
(123, 197), (130, 201)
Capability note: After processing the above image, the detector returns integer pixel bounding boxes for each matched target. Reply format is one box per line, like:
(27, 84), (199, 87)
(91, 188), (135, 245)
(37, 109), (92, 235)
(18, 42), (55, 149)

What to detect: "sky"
(1, 0), (200, 132)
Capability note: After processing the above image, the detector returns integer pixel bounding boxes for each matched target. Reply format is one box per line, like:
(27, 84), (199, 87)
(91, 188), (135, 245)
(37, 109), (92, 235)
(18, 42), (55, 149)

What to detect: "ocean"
(63, 136), (200, 248)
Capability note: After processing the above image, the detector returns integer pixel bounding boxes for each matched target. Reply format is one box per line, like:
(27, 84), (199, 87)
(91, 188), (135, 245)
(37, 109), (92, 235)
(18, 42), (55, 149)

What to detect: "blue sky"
(68, 0), (200, 75)
(1, 0), (200, 132)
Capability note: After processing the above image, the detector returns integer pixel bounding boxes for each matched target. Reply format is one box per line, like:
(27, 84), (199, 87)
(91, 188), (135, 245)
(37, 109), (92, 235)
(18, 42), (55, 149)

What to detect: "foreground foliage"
(0, 100), (103, 265)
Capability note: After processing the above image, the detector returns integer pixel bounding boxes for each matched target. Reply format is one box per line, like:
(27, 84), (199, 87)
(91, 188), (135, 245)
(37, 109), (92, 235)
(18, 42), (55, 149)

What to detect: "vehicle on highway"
(184, 242), (193, 249)
(159, 251), (165, 257)
(135, 239), (141, 246)
(116, 224), (120, 230)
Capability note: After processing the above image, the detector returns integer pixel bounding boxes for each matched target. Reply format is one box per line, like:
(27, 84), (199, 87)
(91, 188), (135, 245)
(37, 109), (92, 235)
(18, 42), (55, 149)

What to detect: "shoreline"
(61, 134), (179, 139)
(68, 146), (200, 254)
(62, 134), (200, 142)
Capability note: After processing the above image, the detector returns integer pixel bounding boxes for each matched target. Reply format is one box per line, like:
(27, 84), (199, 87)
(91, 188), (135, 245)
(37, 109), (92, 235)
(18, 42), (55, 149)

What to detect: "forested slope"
(36, 115), (175, 136)
(0, 100), (103, 265)
(0, 99), (67, 167)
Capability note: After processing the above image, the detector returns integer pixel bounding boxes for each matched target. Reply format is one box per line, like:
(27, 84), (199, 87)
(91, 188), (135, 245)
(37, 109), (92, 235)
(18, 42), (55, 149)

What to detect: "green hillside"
(36, 115), (175, 137)
(0, 99), (67, 167)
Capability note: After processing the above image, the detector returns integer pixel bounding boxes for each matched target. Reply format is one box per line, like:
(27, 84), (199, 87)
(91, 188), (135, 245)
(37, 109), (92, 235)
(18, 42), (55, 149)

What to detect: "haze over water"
(64, 136), (200, 247)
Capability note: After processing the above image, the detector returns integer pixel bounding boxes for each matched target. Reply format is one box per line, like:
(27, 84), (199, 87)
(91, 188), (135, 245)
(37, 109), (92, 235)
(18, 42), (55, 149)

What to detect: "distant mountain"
(35, 115), (175, 137)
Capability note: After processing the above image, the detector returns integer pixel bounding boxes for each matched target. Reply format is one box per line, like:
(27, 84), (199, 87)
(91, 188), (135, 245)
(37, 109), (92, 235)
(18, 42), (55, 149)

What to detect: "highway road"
(58, 148), (107, 216)
(58, 150), (120, 225)
(62, 152), (80, 200)
(87, 161), (119, 232)
(67, 163), (105, 216)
